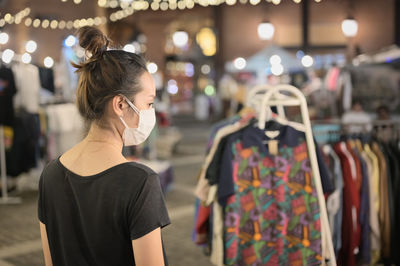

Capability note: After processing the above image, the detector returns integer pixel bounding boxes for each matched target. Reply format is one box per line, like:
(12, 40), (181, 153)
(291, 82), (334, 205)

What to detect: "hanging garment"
(194, 200), (212, 245)
(12, 63), (41, 113)
(194, 121), (254, 247)
(360, 143), (381, 264)
(340, 71), (353, 112)
(371, 142), (391, 260)
(196, 113), (255, 205)
(381, 143), (398, 263)
(210, 197), (224, 266)
(0, 66), (17, 126)
(351, 145), (370, 265)
(5, 110), (41, 176)
(363, 144), (380, 213)
(322, 145), (343, 256)
(38, 66), (55, 93)
(220, 125), (327, 265)
(388, 143), (400, 265)
(333, 142), (360, 266)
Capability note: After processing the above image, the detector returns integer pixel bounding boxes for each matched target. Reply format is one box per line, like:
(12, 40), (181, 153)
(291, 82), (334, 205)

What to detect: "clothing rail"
(311, 119), (400, 126)
(312, 120), (400, 143)
(0, 125), (21, 204)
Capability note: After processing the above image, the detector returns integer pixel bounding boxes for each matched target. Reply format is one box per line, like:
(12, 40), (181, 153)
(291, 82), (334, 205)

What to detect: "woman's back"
(39, 157), (170, 266)
(38, 25), (169, 265)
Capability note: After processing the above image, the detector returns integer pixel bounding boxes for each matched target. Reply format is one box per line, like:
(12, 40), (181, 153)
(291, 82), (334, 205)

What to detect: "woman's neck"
(84, 122), (124, 153)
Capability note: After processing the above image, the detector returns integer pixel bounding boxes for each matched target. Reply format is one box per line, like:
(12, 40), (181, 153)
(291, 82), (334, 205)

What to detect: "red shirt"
(333, 142), (361, 266)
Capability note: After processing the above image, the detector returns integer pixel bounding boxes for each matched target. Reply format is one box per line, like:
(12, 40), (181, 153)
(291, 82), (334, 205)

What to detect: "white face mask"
(119, 96), (156, 146)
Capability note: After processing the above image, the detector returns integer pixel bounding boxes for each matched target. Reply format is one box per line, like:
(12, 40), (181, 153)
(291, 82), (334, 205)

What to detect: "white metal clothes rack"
(254, 84), (336, 266)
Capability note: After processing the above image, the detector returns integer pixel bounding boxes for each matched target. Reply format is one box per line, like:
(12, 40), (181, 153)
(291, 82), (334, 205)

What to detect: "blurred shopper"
(376, 105), (390, 120)
(375, 105), (393, 142)
(341, 99), (372, 133)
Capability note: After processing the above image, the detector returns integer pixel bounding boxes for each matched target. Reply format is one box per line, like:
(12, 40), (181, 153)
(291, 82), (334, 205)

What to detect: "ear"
(111, 95), (128, 117)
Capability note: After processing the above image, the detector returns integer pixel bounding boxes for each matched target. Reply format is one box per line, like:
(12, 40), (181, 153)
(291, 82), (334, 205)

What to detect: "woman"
(38, 26), (170, 266)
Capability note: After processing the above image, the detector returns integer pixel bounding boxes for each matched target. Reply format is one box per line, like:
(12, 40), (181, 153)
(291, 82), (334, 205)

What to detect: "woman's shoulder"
(41, 158), (63, 176)
(114, 162), (162, 197)
(122, 161), (158, 178)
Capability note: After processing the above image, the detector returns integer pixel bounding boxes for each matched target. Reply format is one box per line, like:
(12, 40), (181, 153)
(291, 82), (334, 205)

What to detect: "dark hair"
(73, 26), (147, 126)
(377, 105), (389, 113)
(352, 99), (362, 107)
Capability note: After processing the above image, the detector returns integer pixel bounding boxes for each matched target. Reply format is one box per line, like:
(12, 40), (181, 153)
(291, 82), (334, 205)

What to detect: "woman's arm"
(40, 222), (53, 266)
(132, 227), (164, 266)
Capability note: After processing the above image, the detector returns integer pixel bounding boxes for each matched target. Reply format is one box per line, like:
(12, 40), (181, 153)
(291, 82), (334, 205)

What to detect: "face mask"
(119, 97), (156, 146)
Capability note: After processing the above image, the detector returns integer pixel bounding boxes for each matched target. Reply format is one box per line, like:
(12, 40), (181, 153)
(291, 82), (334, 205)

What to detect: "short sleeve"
(217, 136), (235, 207)
(38, 173), (46, 224)
(206, 136), (228, 185)
(128, 174), (170, 240)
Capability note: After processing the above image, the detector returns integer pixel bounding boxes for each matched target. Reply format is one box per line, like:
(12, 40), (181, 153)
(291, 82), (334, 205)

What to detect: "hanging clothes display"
(194, 85), (336, 266)
(11, 62), (41, 113)
(220, 124), (328, 265)
(0, 66), (17, 127)
(313, 121), (400, 266)
(38, 66), (55, 93)
(5, 110), (41, 177)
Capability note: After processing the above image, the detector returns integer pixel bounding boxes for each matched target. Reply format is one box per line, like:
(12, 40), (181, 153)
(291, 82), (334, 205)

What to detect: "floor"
(0, 115), (214, 266)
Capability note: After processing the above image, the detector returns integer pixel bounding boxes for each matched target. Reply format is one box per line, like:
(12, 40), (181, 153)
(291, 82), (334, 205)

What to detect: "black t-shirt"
(38, 158), (170, 266)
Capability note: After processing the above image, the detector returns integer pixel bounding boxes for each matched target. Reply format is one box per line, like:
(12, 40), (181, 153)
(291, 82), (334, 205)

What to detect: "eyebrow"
(149, 95), (156, 99)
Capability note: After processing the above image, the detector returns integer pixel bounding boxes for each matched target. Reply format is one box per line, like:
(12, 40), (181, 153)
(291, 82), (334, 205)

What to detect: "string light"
(6, 0), (322, 33)
(234, 57), (246, 70)
(25, 40), (38, 53)
(96, 0), (322, 12)
(21, 16), (107, 30)
(64, 35), (77, 47)
(59, 20), (66, 29)
(109, 6), (135, 22)
(42, 19), (50, 29)
(147, 62), (158, 74)
(33, 19), (40, 28)
(301, 55), (314, 67)
(98, 0), (107, 7)
(21, 53), (32, 64)
(2, 8), (30, 25)
(0, 33), (9, 45)
(44, 56), (54, 68)
(2, 49), (15, 64)
(50, 20), (58, 29)
(24, 17), (32, 26)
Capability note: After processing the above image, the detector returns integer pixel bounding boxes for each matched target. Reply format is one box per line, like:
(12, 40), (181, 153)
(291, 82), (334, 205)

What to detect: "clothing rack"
(0, 54), (23, 204)
(312, 119), (400, 135)
(255, 84), (336, 266)
(312, 119), (400, 126)
(0, 125), (21, 204)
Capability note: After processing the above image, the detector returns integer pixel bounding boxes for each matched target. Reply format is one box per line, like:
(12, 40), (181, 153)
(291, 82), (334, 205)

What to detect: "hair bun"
(77, 26), (109, 57)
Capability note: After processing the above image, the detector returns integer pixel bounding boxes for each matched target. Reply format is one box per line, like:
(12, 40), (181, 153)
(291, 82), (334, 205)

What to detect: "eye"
(149, 103), (154, 107)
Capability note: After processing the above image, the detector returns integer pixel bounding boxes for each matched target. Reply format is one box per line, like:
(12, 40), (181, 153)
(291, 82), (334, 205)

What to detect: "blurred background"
(0, 0), (399, 265)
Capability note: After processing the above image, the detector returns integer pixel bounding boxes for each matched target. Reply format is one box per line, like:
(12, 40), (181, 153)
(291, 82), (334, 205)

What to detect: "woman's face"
(128, 71), (156, 128)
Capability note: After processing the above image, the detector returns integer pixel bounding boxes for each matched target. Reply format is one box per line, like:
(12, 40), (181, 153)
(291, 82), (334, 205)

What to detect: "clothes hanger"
(256, 88), (306, 132)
